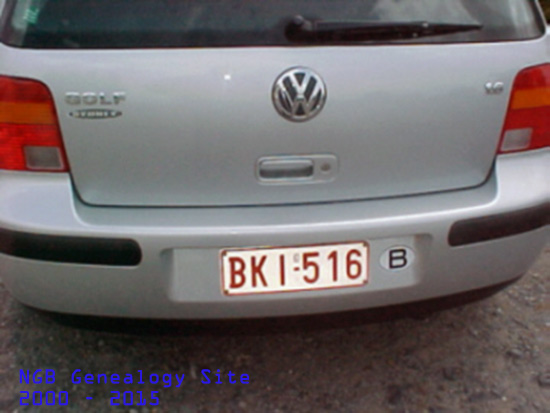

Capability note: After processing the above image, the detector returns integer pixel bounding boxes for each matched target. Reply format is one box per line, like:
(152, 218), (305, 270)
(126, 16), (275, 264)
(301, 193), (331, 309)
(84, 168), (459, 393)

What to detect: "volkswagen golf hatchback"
(0, 0), (548, 318)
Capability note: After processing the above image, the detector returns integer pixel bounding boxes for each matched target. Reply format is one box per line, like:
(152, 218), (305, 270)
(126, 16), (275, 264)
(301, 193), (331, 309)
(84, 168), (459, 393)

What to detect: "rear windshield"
(1, 0), (545, 49)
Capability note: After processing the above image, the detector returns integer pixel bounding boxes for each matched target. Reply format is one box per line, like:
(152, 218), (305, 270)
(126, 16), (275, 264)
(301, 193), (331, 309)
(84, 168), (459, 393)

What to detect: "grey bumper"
(0, 150), (548, 318)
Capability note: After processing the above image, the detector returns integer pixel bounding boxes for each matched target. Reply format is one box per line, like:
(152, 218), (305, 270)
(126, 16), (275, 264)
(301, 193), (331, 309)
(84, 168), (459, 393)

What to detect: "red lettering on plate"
(228, 257), (246, 288)
(346, 249), (363, 279)
(279, 254), (286, 286)
(303, 252), (320, 284)
(251, 256), (268, 287)
(327, 250), (338, 282)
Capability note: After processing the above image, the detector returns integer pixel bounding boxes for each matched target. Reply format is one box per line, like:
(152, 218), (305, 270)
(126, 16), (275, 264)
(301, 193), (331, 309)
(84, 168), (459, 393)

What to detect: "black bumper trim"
(448, 203), (549, 247)
(0, 228), (142, 266)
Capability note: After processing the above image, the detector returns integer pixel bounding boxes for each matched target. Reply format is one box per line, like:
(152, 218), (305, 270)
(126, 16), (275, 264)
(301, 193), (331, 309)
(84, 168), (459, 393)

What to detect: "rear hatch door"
(1, 0), (546, 206)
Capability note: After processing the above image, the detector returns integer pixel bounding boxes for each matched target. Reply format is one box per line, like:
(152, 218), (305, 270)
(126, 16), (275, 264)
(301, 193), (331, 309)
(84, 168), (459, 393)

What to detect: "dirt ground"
(0, 247), (548, 413)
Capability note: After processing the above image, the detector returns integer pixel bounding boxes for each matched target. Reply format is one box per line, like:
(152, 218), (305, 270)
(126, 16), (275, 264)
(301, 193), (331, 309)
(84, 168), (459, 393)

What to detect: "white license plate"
(221, 242), (369, 296)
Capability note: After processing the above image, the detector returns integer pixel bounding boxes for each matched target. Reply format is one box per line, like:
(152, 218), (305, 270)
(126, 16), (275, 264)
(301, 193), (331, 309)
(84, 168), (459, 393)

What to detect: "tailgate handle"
(259, 159), (314, 180)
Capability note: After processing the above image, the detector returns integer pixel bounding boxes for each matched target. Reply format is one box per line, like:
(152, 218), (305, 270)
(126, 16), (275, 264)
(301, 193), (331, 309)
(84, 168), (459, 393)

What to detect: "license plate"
(221, 242), (369, 296)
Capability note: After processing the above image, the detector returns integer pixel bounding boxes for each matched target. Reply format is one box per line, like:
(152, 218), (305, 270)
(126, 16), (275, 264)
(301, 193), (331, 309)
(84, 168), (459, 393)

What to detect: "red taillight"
(0, 76), (68, 171)
(499, 64), (550, 153)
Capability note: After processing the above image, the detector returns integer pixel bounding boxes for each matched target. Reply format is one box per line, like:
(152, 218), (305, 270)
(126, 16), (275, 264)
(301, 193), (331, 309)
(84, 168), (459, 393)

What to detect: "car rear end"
(0, 0), (547, 318)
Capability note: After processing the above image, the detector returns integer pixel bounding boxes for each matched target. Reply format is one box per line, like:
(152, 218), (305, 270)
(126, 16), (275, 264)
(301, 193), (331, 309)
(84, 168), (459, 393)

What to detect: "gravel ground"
(0, 247), (548, 413)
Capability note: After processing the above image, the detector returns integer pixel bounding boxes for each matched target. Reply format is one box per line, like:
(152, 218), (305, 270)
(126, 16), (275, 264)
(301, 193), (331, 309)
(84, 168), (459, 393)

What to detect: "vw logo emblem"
(272, 67), (327, 122)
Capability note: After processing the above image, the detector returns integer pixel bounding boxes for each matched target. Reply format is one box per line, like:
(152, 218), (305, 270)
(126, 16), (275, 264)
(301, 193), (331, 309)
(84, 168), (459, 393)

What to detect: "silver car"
(0, 0), (548, 318)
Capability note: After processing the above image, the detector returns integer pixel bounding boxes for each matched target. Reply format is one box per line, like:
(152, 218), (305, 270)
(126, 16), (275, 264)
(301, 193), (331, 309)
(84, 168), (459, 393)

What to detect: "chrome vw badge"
(272, 67), (327, 122)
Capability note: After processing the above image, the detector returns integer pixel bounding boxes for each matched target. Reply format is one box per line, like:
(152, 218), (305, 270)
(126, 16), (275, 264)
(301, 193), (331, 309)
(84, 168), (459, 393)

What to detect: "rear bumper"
(0, 149), (548, 319)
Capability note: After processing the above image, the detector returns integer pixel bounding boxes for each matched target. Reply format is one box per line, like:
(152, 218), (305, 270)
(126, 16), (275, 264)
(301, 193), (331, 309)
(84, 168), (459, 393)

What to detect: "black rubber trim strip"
(0, 228), (142, 266)
(449, 203), (549, 247)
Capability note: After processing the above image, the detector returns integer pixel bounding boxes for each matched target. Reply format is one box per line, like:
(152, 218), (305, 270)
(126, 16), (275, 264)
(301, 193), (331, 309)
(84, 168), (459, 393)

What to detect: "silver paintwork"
(0, 5), (547, 318)
(0, 150), (547, 318)
(3, 39), (545, 207)
(272, 67), (327, 122)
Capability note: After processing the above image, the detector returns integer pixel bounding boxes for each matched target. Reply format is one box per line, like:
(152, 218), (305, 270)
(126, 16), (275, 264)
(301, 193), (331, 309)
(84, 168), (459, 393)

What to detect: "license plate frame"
(220, 241), (369, 296)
